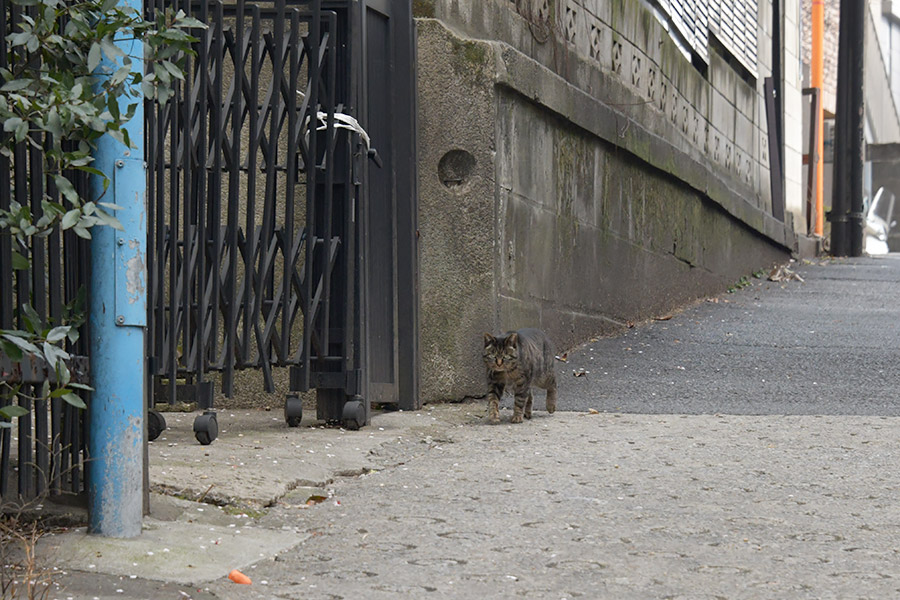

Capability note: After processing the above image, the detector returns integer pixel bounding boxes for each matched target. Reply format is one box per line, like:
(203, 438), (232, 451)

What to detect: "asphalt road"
(553, 256), (900, 416)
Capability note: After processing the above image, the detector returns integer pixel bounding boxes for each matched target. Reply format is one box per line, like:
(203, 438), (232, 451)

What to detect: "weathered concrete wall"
(495, 90), (787, 354)
(416, 2), (794, 402)
(417, 21), (499, 399)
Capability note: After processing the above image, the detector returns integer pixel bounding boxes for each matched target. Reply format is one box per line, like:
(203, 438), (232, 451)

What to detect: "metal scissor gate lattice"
(146, 0), (368, 441)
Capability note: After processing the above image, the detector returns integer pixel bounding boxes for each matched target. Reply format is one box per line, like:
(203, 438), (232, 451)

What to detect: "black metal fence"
(0, 0), (93, 505)
(2, 0), (374, 502)
(147, 0), (367, 438)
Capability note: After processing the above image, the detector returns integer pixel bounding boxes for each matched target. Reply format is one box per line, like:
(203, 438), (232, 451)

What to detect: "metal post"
(846, 2), (867, 257)
(804, 87), (821, 234)
(87, 0), (146, 537)
(831, 0), (866, 256)
(811, 0), (825, 236)
(772, 0), (783, 182)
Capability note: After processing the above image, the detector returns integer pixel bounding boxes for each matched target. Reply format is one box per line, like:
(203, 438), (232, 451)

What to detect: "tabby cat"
(482, 328), (558, 424)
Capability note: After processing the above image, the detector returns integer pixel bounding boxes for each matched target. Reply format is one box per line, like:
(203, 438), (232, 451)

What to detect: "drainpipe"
(812, 0), (825, 236)
(831, 0), (866, 256)
(87, 0), (147, 537)
(772, 0), (783, 160)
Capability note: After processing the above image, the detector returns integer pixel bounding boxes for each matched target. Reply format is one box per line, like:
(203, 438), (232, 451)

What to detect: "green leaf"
(14, 121), (27, 143)
(94, 208), (123, 231)
(22, 304), (40, 334)
(162, 60), (185, 81)
(0, 77), (34, 92)
(157, 85), (172, 106)
(45, 108), (62, 137)
(111, 64), (131, 87)
(3, 116), (23, 132)
(0, 338), (24, 361)
(42, 341), (70, 368)
(61, 209), (81, 230)
(61, 392), (87, 409)
(141, 80), (155, 100)
(11, 250), (29, 270)
(4, 33), (33, 50)
(107, 128), (126, 147)
(0, 405), (29, 419)
(68, 155), (94, 167)
(45, 326), (70, 343)
(56, 360), (70, 387)
(160, 29), (193, 43)
(176, 16), (208, 29)
(41, 379), (50, 399)
(153, 63), (171, 86)
(107, 92), (121, 121)
(67, 382), (93, 391)
(0, 333), (40, 356)
(54, 175), (79, 203)
(100, 37), (124, 61)
(74, 166), (106, 178)
(88, 42), (102, 72)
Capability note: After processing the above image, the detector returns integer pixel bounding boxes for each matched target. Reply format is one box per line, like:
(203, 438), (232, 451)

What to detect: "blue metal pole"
(87, 0), (146, 538)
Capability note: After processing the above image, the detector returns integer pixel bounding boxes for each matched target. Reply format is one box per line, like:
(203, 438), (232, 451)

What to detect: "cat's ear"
(483, 333), (495, 347)
(506, 332), (518, 348)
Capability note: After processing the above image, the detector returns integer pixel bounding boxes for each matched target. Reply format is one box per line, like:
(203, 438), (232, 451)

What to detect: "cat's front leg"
(524, 390), (533, 420)
(486, 382), (503, 424)
(511, 388), (528, 423)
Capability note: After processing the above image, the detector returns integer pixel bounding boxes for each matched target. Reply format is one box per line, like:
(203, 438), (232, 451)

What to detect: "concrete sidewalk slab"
(39, 513), (306, 586)
(38, 404), (479, 595)
(147, 407), (469, 508)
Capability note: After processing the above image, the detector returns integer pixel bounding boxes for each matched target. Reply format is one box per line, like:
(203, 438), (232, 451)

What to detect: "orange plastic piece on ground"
(228, 569), (252, 584)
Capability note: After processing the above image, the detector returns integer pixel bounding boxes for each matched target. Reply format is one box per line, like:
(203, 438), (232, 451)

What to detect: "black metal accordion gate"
(146, 0), (374, 440)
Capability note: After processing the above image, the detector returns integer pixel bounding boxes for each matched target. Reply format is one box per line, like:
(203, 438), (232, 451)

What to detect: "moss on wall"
(448, 36), (491, 86)
(413, 0), (435, 18)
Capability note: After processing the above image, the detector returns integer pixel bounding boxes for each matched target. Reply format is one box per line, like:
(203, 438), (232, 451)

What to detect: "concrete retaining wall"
(415, 1), (794, 402)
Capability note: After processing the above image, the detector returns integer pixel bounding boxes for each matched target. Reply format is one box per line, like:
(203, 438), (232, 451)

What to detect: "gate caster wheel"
(341, 398), (365, 431)
(193, 411), (218, 445)
(284, 395), (303, 427)
(148, 409), (166, 441)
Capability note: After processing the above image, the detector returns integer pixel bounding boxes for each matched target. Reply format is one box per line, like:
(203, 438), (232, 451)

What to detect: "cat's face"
(483, 333), (519, 372)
